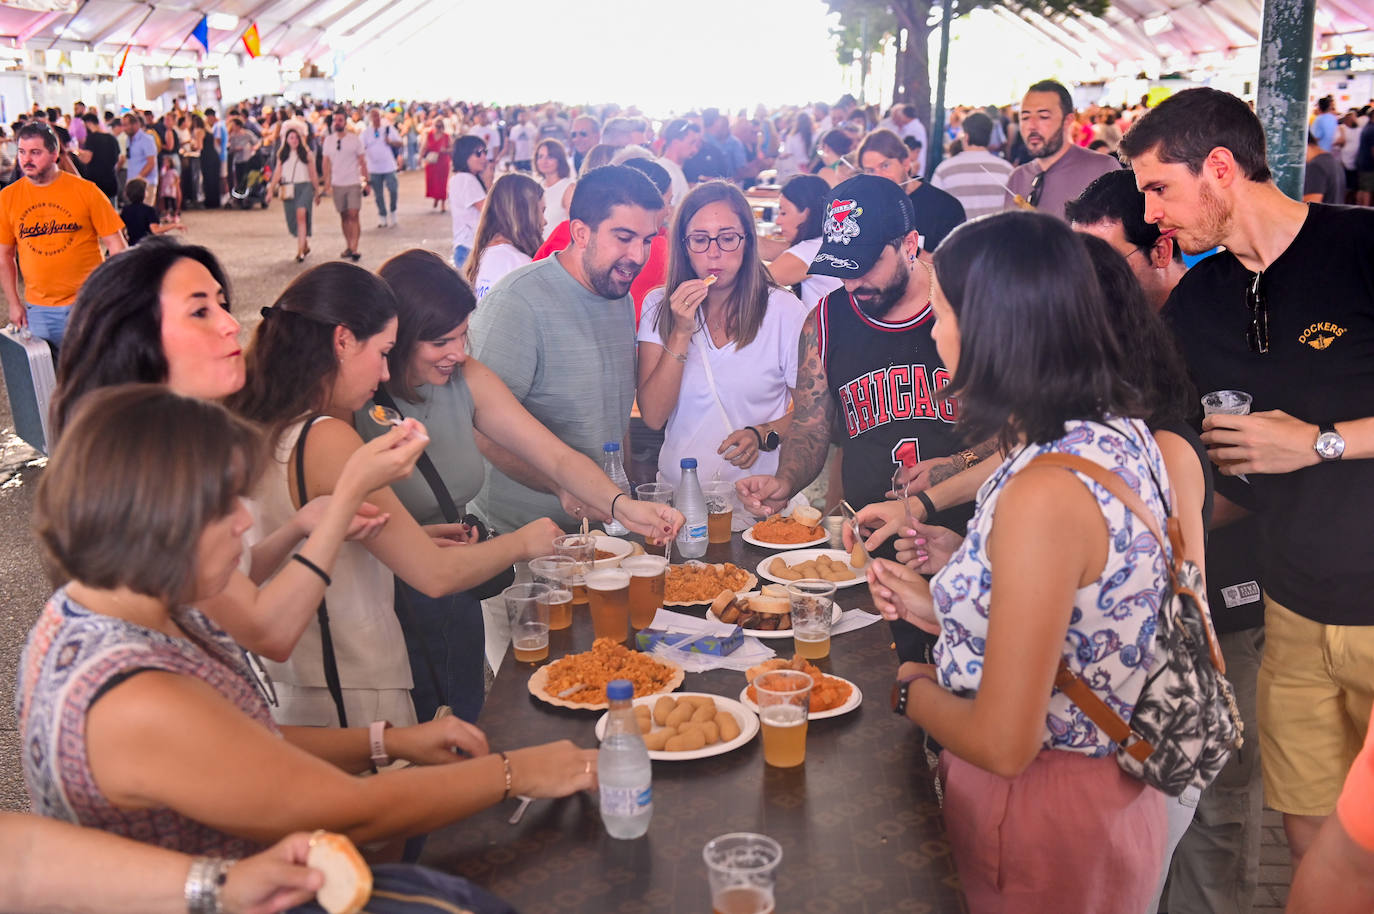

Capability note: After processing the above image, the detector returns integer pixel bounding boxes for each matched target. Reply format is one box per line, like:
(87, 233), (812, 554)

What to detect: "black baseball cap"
(808, 174), (917, 278)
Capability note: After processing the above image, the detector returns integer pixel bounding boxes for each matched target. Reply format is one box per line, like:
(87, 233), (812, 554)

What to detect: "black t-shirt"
(683, 144), (729, 184)
(82, 131), (119, 197)
(908, 181), (966, 251)
(1163, 203), (1374, 625)
(120, 202), (157, 245)
(817, 288), (967, 520)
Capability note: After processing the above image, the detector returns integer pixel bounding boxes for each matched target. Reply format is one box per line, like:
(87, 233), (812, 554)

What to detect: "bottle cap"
(680, 458), (697, 469)
(606, 679), (633, 700)
(604, 442), (621, 452)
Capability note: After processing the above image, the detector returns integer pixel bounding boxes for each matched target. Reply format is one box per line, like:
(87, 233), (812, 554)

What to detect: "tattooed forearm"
(774, 309), (834, 495)
(925, 437), (1001, 486)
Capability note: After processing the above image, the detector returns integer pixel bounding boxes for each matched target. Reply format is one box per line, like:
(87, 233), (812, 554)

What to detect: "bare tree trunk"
(891, 0), (934, 125)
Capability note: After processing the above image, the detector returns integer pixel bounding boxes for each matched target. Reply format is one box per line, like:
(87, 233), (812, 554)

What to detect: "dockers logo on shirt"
(838, 364), (958, 437)
(1299, 321), (1347, 350)
(17, 202), (81, 256)
(823, 199), (862, 245)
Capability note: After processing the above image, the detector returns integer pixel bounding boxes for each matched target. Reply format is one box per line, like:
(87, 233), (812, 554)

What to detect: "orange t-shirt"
(0, 171), (124, 308)
(1338, 707), (1374, 852)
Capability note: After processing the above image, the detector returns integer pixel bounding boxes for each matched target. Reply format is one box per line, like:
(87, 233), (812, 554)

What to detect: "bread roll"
(791, 505), (822, 528)
(307, 831), (372, 914)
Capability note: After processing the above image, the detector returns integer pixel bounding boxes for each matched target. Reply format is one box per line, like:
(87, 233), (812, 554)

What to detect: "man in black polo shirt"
(737, 175), (995, 662)
(1122, 87), (1374, 870)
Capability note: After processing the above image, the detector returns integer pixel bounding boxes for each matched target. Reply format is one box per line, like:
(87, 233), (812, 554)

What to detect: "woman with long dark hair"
(228, 262), (564, 728)
(535, 138), (574, 237)
(865, 212), (1177, 911)
(636, 182), (807, 517)
(267, 126), (324, 263)
(447, 135), (488, 267)
(774, 111), (813, 181)
(760, 174), (843, 308)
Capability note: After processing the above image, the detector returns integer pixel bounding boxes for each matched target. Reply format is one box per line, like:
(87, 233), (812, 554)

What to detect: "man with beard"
(0, 121), (123, 347)
(1122, 87), (1374, 872)
(470, 165), (663, 533)
(1006, 79), (1119, 221)
(738, 175), (995, 661)
(319, 107), (367, 261)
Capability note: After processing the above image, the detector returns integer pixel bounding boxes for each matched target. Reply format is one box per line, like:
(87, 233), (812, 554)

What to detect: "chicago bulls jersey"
(816, 287), (964, 511)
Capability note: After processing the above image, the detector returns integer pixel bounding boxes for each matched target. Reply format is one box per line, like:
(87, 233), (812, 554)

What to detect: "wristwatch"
(891, 671), (931, 716)
(1315, 424), (1346, 462)
(956, 448), (982, 469)
(749, 425), (781, 452)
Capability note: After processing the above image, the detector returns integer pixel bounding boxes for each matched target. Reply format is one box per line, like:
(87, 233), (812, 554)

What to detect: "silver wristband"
(185, 856), (231, 914)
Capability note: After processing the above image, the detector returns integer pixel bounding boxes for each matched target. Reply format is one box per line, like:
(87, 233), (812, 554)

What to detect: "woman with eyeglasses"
(422, 116), (450, 213)
(534, 138), (574, 239)
(636, 182), (807, 513)
(857, 128), (966, 251)
(463, 173), (544, 300)
(447, 135), (488, 268)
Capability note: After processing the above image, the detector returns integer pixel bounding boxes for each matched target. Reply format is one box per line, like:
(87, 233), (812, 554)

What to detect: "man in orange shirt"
(0, 121), (125, 348)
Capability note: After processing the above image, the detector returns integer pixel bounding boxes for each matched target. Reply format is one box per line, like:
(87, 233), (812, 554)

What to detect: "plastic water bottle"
(675, 458), (709, 558)
(599, 678), (652, 839)
(601, 442), (631, 536)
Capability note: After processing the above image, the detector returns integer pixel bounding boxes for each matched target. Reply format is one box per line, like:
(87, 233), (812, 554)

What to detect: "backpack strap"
(294, 416), (349, 728)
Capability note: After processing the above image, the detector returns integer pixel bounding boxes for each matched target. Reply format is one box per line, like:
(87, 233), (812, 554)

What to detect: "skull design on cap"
(823, 199), (863, 245)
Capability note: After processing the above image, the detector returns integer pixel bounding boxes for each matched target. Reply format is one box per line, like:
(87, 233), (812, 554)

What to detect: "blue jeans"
(393, 578), (487, 723)
(453, 244), (470, 269)
(25, 303), (70, 349)
(369, 171), (398, 217)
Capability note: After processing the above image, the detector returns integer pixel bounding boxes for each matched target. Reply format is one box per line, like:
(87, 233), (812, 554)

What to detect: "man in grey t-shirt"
(470, 165), (664, 533)
(1006, 79), (1120, 221)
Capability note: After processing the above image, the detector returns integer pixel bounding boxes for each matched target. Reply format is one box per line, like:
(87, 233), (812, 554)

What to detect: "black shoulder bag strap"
(294, 416), (349, 728)
(369, 388), (453, 713)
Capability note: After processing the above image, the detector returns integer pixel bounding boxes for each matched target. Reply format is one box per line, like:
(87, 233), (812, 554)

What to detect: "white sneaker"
(388, 212), (398, 227)
(377, 218), (388, 228)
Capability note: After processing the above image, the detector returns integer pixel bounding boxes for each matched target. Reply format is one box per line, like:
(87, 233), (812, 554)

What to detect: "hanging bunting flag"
(116, 44), (130, 77)
(242, 22), (261, 58)
(191, 16), (209, 53)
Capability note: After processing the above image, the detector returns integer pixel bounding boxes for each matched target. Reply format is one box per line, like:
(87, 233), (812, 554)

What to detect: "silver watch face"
(1316, 431), (1346, 460)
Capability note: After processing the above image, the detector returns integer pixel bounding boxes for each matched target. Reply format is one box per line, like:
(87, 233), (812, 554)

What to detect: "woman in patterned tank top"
(863, 212), (1184, 912)
(19, 386), (598, 856)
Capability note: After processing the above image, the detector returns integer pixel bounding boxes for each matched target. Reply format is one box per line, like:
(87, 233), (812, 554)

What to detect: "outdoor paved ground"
(0, 170), (1295, 910)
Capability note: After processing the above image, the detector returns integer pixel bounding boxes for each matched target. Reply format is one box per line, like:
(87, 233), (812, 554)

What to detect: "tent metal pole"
(1256, 0), (1316, 199)
(928, 0), (955, 180)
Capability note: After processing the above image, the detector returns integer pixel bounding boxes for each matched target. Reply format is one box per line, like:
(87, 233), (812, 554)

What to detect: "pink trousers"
(940, 749), (1167, 914)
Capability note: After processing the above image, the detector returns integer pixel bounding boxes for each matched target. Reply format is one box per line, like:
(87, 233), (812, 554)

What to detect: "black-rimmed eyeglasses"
(685, 230), (746, 253)
(1247, 270), (1269, 354)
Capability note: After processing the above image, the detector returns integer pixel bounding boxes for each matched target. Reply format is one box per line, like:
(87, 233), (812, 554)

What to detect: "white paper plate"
(755, 549), (866, 589)
(594, 692), (759, 761)
(708, 592), (843, 639)
(739, 675), (862, 721)
(741, 525), (830, 550)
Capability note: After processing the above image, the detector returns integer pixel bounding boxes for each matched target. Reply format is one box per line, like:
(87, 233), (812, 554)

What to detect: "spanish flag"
(242, 22), (261, 58)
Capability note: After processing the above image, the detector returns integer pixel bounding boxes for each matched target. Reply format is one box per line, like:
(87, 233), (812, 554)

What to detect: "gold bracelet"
(498, 751), (513, 800)
(663, 346), (687, 363)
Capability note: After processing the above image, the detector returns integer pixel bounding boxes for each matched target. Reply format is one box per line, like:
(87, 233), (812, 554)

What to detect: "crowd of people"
(1, 78), (1373, 914)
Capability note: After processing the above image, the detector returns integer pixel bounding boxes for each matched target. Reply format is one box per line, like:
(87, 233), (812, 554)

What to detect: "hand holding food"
(304, 831), (370, 914)
(220, 832), (325, 914)
(337, 418), (429, 496)
(666, 278), (714, 342)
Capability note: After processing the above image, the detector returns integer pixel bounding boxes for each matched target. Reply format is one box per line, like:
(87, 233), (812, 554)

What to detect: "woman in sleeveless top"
(18, 385), (596, 856)
(864, 212), (1175, 912)
(50, 238), (425, 665)
(267, 127), (324, 263)
(358, 250), (683, 722)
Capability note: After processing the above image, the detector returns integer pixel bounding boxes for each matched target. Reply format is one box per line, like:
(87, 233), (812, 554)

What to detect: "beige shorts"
(1258, 596), (1374, 815)
(331, 184), (362, 213)
(269, 681), (417, 728)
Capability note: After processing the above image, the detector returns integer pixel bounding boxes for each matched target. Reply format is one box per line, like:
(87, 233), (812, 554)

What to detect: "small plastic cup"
(754, 669), (812, 768)
(528, 555), (576, 630)
(1201, 390), (1252, 416)
(787, 579), (836, 661)
(503, 582), (552, 663)
(553, 534), (596, 605)
(635, 483), (676, 555)
(703, 832), (782, 914)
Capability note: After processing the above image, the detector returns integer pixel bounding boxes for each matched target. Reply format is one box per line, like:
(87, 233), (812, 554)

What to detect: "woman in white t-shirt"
(773, 111), (814, 182)
(637, 182), (807, 526)
(762, 175), (843, 310)
(464, 173), (544, 300)
(447, 135), (488, 267)
(535, 139), (575, 239)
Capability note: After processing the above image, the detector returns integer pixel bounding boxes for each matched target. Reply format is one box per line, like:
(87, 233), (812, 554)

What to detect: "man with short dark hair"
(930, 111), (1012, 219)
(362, 106), (401, 228)
(0, 122), (124, 346)
(470, 165), (664, 533)
(76, 112), (119, 205)
(1006, 79), (1120, 220)
(319, 108), (367, 260)
(1123, 86), (1374, 872)
(1304, 131), (1347, 204)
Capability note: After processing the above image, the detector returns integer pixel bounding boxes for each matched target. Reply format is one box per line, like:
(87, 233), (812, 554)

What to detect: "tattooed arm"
(736, 307), (836, 515)
(921, 438), (1003, 488)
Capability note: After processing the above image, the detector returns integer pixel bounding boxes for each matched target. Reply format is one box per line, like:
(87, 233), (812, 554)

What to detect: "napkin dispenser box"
(636, 627), (744, 657)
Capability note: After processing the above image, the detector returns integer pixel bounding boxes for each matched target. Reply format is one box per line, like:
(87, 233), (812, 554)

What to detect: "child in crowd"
(158, 157), (181, 221)
(120, 179), (181, 246)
